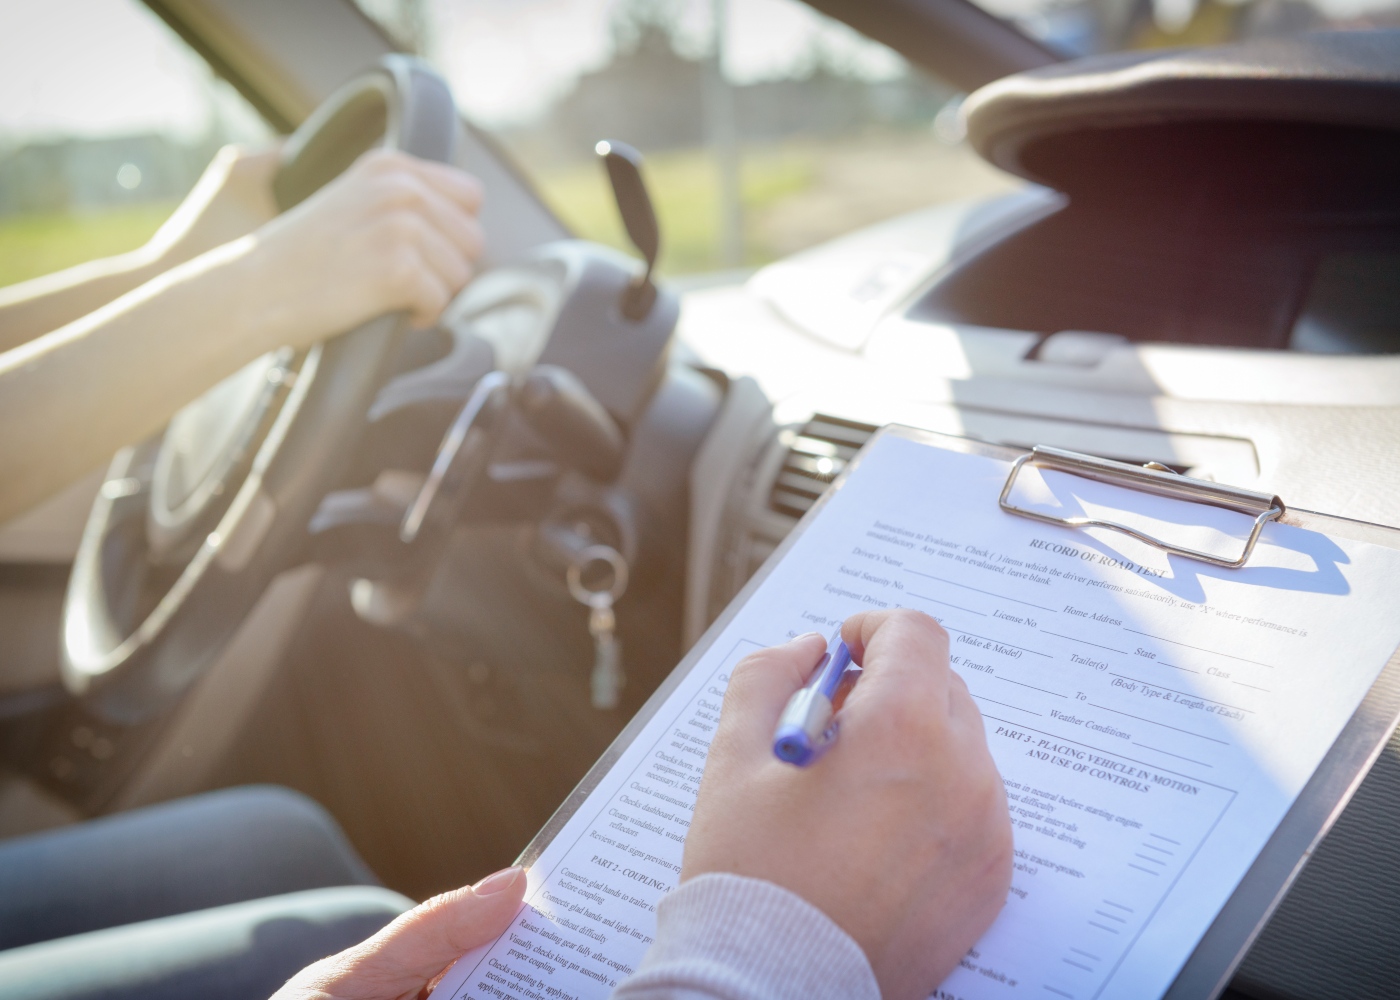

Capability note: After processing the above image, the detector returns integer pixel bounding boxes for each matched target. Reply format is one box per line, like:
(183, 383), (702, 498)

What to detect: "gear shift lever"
(596, 139), (660, 321)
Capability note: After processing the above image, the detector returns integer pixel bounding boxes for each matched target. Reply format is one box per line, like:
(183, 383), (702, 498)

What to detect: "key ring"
(566, 545), (629, 606)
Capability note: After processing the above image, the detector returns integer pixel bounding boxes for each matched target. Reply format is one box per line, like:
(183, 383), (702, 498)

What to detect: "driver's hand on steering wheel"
(0, 143), (486, 529)
(239, 147), (486, 341)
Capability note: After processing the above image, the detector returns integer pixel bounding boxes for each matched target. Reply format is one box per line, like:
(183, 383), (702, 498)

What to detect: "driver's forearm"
(0, 247), (174, 354)
(0, 238), (281, 523)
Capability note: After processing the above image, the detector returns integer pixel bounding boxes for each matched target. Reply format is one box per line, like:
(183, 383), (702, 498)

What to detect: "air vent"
(767, 414), (878, 518)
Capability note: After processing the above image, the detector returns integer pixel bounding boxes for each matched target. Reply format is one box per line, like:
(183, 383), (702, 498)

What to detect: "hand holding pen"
(683, 609), (1013, 1000)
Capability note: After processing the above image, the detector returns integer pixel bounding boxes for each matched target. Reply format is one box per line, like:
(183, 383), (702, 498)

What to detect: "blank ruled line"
(903, 568), (1059, 612)
(1100, 902), (1132, 913)
(1133, 854), (1167, 866)
(1127, 863), (1160, 875)
(944, 627), (1053, 658)
(1071, 947), (1103, 959)
(1088, 920), (1121, 933)
(1133, 742), (1213, 767)
(1150, 833), (1182, 845)
(1001, 676), (1069, 699)
(1109, 674), (1252, 713)
(1140, 843), (1174, 856)
(1087, 703), (1230, 745)
(1157, 661), (1199, 674)
(970, 693), (1043, 716)
(1041, 630), (1128, 654)
(1233, 681), (1273, 693)
(1123, 628), (1275, 669)
(978, 714), (1030, 732)
(1063, 959), (1094, 972)
(1093, 910), (1127, 923)
(1044, 987), (1075, 998)
(907, 592), (986, 616)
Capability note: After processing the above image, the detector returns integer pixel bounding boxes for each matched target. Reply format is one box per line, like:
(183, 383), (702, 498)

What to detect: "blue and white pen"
(772, 630), (856, 766)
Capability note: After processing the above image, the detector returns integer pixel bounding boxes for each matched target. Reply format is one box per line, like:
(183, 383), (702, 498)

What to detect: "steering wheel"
(61, 56), (461, 724)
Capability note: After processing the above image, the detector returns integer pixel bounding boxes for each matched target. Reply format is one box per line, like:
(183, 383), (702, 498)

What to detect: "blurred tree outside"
(0, 0), (271, 291)
(10, 0), (1400, 291)
(376, 0), (1400, 276)
(482, 0), (1018, 275)
(531, 135), (1017, 275)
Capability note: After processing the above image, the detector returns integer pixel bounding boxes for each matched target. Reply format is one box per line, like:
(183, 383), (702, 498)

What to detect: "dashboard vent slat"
(767, 414), (879, 519)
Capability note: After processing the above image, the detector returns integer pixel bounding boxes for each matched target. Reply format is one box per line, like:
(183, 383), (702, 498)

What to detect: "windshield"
(354, 0), (1020, 277)
(354, 0), (1399, 279)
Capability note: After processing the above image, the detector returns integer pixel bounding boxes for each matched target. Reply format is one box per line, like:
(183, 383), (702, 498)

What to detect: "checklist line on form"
(908, 591), (985, 616)
(1000, 676), (1068, 699)
(970, 693), (1043, 716)
(1040, 630), (1128, 654)
(903, 568), (1058, 613)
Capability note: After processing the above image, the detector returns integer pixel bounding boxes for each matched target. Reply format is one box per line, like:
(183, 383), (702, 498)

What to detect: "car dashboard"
(684, 187), (1400, 622)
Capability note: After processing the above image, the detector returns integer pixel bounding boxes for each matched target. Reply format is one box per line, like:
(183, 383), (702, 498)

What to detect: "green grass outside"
(534, 144), (814, 275)
(0, 146), (792, 289)
(0, 147), (778, 291)
(0, 202), (175, 290)
(0, 135), (1013, 291)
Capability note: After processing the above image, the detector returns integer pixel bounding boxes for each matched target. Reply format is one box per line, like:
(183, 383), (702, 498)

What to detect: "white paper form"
(437, 433), (1400, 1000)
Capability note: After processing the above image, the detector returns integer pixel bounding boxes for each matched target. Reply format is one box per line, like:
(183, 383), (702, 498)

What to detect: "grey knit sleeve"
(612, 872), (880, 1000)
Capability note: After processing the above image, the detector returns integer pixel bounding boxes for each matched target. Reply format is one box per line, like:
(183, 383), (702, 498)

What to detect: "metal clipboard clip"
(999, 446), (1285, 569)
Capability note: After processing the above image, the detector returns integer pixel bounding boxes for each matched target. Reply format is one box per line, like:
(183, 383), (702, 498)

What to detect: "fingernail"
(791, 631), (824, 643)
(472, 866), (523, 895)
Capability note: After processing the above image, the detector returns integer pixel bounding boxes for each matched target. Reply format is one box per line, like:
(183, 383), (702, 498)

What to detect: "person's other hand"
(683, 609), (1013, 1000)
(271, 866), (525, 1000)
(146, 144), (281, 266)
(241, 147), (485, 341)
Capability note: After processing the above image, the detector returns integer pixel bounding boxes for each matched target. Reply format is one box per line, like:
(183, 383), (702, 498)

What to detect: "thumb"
(715, 632), (828, 759)
(292, 867), (526, 1000)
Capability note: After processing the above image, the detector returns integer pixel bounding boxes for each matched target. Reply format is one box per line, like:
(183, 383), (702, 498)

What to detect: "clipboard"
(515, 425), (1400, 1000)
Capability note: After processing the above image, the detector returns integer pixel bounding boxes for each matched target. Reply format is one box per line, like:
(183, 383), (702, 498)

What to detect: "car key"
(567, 545), (629, 710)
(587, 594), (622, 711)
